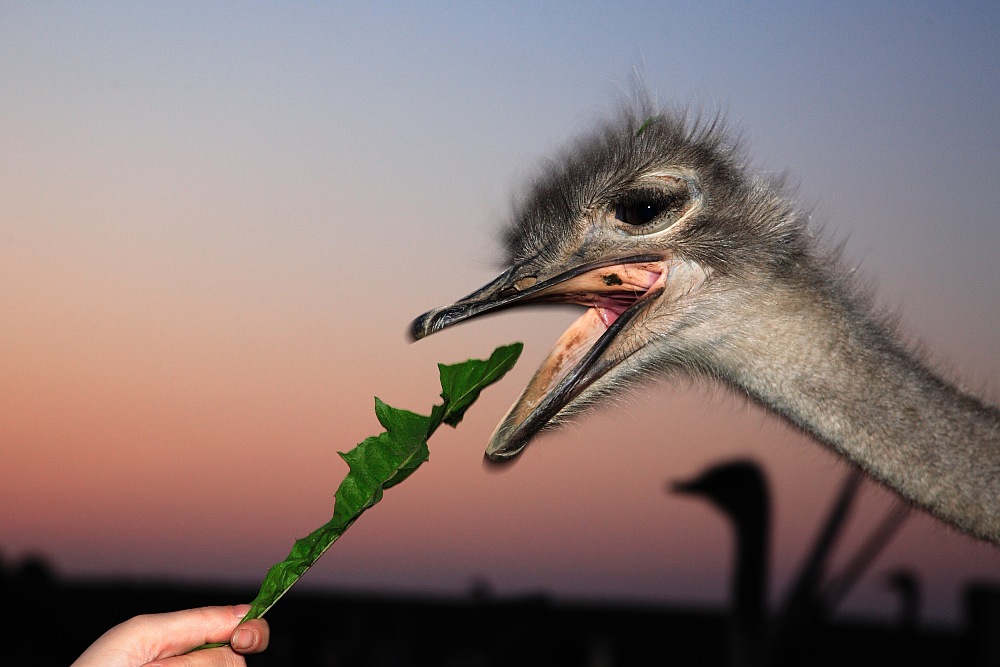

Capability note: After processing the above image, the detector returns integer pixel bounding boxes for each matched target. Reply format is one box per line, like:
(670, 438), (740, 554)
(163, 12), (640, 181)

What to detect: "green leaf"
(438, 342), (523, 427)
(235, 342), (522, 624)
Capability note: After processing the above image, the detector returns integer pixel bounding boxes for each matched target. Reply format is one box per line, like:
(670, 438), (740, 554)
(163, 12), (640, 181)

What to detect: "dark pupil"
(615, 202), (662, 226)
(614, 190), (681, 226)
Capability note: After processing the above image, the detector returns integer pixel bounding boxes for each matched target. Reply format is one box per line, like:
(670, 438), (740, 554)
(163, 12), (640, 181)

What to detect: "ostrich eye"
(614, 190), (677, 226)
(611, 177), (700, 235)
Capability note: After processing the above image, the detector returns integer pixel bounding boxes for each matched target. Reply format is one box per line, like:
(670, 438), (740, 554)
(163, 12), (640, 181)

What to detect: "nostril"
(514, 275), (538, 291)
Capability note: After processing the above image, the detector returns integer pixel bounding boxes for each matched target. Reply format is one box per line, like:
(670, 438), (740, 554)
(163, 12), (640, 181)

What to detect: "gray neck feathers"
(713, 271), (1000, 544)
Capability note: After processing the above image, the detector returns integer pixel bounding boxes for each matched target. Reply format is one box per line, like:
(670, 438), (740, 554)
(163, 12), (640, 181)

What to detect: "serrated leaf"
(439, 342), (523, 427)
(233, 343), (522, 626)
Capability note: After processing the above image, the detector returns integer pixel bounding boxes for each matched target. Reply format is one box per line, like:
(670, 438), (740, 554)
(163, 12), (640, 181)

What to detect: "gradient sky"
(2, 2), (999, 627)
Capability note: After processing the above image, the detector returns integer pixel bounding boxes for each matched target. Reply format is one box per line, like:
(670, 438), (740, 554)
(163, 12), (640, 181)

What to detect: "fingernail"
(232, 604), (252, 618)
(232, 627), (255, 651)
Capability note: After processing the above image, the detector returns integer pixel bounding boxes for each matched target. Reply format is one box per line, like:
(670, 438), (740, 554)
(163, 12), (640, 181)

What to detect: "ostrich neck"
(730, 509), (769, 667)
(720, 278), (1000, 544)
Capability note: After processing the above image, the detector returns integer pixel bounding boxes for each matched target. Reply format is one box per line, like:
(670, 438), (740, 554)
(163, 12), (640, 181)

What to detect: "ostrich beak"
(671, 479), (694, 494)
(411, 253), (668, 462)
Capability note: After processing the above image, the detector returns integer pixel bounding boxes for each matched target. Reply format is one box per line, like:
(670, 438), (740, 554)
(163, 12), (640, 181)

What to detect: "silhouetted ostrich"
(673, 461), (770, 667)
(412, 103), (1000, 544)
(673, 459), (909, 667)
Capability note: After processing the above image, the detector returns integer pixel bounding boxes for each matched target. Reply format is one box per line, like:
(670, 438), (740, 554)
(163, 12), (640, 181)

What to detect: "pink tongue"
(592, 287), (645, 328)
(596, 304), (625, 327)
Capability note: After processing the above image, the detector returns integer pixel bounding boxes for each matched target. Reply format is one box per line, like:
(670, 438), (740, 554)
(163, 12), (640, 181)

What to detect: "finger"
(127, 605), (252, 660)
(142, 645), (246, 667)
(230, 619), (270, 654)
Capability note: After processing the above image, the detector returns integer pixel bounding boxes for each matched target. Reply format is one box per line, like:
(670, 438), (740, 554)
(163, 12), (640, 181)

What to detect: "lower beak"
(411, 254), (667, 461)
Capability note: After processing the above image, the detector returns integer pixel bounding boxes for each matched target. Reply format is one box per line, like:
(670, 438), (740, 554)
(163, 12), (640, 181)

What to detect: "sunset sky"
(3, 2), (999, 627)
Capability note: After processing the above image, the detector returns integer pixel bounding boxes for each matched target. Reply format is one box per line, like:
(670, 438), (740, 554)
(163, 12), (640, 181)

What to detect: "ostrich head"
(412, 105), (814, 462)
(673, 460), (770, 525)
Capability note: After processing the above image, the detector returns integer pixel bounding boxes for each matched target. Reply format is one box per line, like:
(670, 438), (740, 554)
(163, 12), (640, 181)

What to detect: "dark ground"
(6, 556), (998, 666)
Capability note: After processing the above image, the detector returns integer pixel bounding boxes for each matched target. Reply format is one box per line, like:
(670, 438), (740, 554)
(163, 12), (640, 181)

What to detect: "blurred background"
(2, 0), (998, 653)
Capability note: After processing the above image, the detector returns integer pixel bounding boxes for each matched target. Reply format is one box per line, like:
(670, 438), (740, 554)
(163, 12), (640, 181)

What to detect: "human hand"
(71, 604), (269, 667)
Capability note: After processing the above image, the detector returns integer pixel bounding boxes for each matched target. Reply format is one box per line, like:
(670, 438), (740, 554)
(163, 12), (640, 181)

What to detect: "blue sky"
(2, 2), (998, 626)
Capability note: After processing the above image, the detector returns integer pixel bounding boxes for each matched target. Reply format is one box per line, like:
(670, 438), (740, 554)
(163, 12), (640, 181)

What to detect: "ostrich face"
(411, 111), (799, 462)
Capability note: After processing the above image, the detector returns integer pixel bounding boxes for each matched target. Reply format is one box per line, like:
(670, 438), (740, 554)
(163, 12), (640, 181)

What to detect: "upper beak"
(411, 253), (662, 339)
(411, 252), (667, 462)
(670, 478), (700, 495)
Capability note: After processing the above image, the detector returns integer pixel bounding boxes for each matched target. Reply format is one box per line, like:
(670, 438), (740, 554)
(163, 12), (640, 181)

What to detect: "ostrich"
(410, 103), (1000, 545)
(673, 461), (771, 667)
(672, 459), (909, 667)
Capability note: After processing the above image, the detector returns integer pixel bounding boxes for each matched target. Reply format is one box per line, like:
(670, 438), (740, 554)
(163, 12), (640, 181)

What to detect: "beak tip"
(410, 305), (466, 342)
(481, 448), (523, 472)
(484, 431), (529, 465)
(409, 312), (434, 342)
(481, 454), (511, 473)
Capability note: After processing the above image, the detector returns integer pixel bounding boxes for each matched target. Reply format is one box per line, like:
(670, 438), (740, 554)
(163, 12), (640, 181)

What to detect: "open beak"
(411, 253), (668, 462)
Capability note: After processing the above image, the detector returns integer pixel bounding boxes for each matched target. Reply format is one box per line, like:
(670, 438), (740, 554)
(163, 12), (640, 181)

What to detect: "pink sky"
(2, 3), (998, 628)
